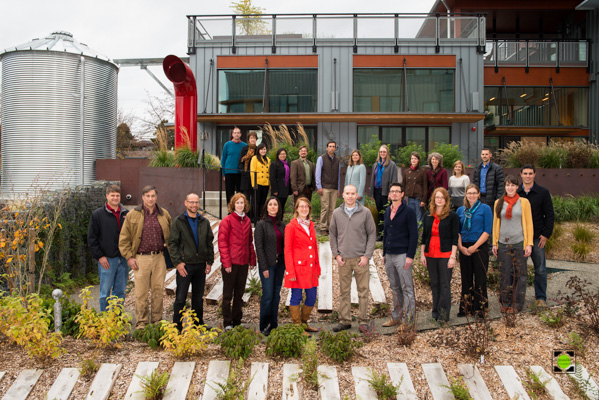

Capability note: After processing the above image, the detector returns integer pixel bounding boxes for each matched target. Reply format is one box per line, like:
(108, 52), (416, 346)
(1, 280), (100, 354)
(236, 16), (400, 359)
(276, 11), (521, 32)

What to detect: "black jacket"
(421, 211), (460, 253)
(383, 201), (418, 259)
(88, 203), (128, 259)
(473, 161), (505, 204)
(270, 161), (292, 198)
(254, 218), (286, 271)
(517, 183), (554, 239)
(168, 213), (214, 266)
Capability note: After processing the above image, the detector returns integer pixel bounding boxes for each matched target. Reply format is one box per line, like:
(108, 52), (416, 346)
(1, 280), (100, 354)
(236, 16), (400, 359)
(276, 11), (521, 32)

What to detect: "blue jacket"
(383, 201), (418, 259)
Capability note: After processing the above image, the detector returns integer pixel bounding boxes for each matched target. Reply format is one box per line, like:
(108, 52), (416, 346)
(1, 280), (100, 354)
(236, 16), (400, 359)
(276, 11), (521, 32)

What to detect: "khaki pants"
(134, 253), (166, 325)
(319, 188), (338, 231)
(338, 257), (370, 324)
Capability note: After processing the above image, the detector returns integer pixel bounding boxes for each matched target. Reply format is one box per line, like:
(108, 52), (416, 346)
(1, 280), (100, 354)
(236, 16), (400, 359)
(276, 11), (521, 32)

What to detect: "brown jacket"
(402, 166), (429, 204)
(118, 204), (172, 260)
(290, 158), (315, 193)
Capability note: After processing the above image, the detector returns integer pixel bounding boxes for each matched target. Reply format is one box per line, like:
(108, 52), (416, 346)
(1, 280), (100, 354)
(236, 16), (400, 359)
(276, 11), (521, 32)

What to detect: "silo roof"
(0, 31), (117, 67)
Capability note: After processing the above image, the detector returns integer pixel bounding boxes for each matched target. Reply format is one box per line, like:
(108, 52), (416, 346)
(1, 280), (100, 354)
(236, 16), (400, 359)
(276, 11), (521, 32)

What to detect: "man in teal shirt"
(221, 127), (246, 204)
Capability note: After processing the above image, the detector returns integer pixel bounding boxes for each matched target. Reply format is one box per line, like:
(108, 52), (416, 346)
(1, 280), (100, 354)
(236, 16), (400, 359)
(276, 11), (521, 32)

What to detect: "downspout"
(163, 55), (198, 151)
(440, 0), (451, 38)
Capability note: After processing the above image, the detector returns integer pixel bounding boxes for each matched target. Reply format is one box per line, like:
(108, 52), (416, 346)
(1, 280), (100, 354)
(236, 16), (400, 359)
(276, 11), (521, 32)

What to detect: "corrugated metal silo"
(0, 31), (118, 193)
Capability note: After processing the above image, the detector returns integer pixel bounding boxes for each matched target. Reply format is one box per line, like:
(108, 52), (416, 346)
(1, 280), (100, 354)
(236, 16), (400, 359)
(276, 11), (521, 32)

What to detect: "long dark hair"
(262, 196), (283, 223)
(256, 143), (268, 164)
(495, 175), (519, 218)
(273, 148), (287, 167)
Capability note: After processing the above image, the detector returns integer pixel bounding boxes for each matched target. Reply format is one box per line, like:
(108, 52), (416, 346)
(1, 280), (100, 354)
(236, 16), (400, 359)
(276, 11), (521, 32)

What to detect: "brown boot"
(289, 305), (310, 336)
(301, 306), (319, 333)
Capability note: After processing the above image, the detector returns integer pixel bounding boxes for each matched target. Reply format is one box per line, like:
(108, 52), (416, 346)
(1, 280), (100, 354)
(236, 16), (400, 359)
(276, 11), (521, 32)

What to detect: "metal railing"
(187, 13), (486, 54)
(484, 40), (589, 69)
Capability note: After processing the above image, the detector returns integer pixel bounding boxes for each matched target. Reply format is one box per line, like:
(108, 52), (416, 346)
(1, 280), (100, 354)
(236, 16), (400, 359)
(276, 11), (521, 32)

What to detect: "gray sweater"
(329, 203), (377, 259)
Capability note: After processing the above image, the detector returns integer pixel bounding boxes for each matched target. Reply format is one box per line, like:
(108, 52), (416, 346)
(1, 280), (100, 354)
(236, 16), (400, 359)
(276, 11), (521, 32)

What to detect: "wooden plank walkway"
(247, 362), (269, 400)
(282, 363), (301, 400)
(206, 277), (224, 304)
(350, 274), (359, 305)
(85, 363), (121, 400)
(495, 365), (531, 400)
(241, 267), (260, 303)
(458, 364), (493, 400)
(203, 360), (231, 400)
(46, 368), (80, 400)
(318, 365), (341, 400)
(317, 241), (333, 313)
(163, 362), (195, 400)
(529, 366), (569, 400)
(422, 363), (454, 400)
(123, 361), (159, 400)
(352, 366), (378, 400)
(2, 369), (43, 400)
(571, 363), (599, 400)
(387, 363), (418, 400)
(368, 259), (386, 304)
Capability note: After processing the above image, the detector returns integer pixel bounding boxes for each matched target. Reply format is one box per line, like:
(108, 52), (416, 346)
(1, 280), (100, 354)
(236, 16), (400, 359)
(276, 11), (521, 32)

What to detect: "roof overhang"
(485, 126), (589, 136)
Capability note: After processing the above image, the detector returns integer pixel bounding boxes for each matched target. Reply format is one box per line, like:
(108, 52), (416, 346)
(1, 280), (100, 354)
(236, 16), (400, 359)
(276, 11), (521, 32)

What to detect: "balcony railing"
(484, 40), (589, 69)
(187, 13), (486, 54)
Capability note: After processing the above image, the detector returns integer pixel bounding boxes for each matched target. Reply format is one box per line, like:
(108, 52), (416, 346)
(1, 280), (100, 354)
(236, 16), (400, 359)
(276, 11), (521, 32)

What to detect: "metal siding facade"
(588, 9), (599, 144)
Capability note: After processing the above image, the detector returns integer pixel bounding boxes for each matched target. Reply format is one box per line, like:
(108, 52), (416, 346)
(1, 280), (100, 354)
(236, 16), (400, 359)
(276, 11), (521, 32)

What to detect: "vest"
(321, 153), (340, 189)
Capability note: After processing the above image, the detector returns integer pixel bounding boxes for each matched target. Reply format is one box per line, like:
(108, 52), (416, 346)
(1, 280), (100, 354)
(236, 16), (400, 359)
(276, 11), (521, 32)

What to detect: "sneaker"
(332, 323), (351, 332)
(534, 299), (547, 308)
(382, 319), (399, 327)
(359, 324), (369, 334)
(224, 325), (233, 331)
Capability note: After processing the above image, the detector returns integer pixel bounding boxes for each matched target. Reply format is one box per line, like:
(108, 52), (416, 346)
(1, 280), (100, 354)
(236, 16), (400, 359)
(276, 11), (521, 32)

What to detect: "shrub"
(210, 358), (252, 400)
(78, 356), (100, 378)
(539, 308), (565, 328)
(265, 324), (308, 358)
(160, 308), (218, 358)
(544, 224), (563, 254)
(572, 242), (592, 261)
(150, 150), (175, 167)
(566, 142), (593, 168)
(563, 276), (599, 334)
(396, 317), (417, 347)
(567, 331), (586, 357)
(40, 294), (81, 337)
(134, 323), (166, 350)
(552, 195), (599, 223)
(538, 143), (568, 168)
(318, 330), (364, 363)
(137, 370), (170, 400)
(573, 224), (595, 243)
(301, 338), (320, 391)
(498, 141), (540, 168)
(174, 147), (200, 168)
(395, 141), (426, 168)
(244, 276), (262, 298)
(367, 369), (399, 400)
(432, 143), (463, 171)
(590, 148), (599, 169)
(443, 376), (473, 400)
(216, 325), (262, 360)
(359, 135), (384, 166)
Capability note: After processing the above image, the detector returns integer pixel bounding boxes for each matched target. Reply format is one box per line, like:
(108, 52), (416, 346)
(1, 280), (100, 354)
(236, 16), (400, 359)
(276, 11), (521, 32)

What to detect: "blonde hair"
(453, 160), (465, 176)
(228, 193), (249, 214)
(428, 187), (451, 220)
(348, 150), (364, 167)
(375, 145), (391, 167)
(293, 197), (312, 219)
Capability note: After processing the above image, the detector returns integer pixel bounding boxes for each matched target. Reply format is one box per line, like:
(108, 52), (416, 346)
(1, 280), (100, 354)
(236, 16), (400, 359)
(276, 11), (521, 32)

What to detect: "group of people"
(87, 144), (554, 334)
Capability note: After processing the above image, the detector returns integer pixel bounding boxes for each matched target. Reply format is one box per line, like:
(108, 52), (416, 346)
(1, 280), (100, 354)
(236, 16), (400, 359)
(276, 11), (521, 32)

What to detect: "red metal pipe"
(163, 55), (197, 151)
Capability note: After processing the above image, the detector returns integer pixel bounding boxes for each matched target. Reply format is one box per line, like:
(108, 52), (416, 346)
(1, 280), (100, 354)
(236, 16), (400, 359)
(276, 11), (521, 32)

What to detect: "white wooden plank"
(495, 365), (531, 400)
(123, 362), (160, 400)
(46, 368), (80, 400)
(570, 363), (599, 400)
(350, 274), (359, 305)
(213, 243), (219, 254)
(206, 277), (224, 304)
(352, 366), (378, 400)
(0, 372), (5, 384)
(282, 363), (301, 400)
(165, 277), (178, 295)
(368, 260), (386, 304)
(210, 220), (218, 228)
(242, 268), (260, 303)
(247, 362), (268, 400)
(387, 363), (418, 400)
(422, 363), (454, 400)
(529, 366), (569, 400)
(212, 226), (219, 239)
(206, 258), (221, 280)
(163, 362), (195, 400)
(318, 241), (333, 312)
(85, 363), (122, 400)
(285, 287), (291, 307)
(458, 364), (493, 400)
(318, 365), (341, 400)
(203, 360), (231, 400)
(2, 369), (43, 400)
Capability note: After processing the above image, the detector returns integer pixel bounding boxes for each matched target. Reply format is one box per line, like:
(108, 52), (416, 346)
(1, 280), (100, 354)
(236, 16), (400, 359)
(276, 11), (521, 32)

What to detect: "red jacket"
(218, 212), (256, 268)
(427, 168), (449, 199)
(284, 218), (320, 289)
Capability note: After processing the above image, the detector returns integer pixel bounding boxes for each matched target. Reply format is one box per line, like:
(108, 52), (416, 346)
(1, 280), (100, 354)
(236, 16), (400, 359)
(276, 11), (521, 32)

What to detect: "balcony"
(484, 40), (589, 69)
(187, 13), (486, 54)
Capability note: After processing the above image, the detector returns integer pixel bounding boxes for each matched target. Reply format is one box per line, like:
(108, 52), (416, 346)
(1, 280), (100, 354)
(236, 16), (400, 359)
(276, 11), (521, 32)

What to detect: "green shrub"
(137, 370), (170, 400)
(216, 325), (262, 360)
(538, 144), (568, 168)
(395, 141), (426, 168)
(78, 356), (99, 378)
(539, 308), (565, 328)
(174, 147), (200, 168)
(432, 143), (463, 171)
(572, 242), (591, 261)
(443, 376), (473, 400)
(552, 195), (599, 222)
(318, 330), (364, 363)
(367, 369), (399, 400)
(590, 148), (599, 168)
(40, 294), (80, 337)
(210, 358), (252, 400)
(134, 323), (166, 350)
(150, 150), (175, 167)
(359, 135), (384, 166)
(244, 276), (262, 298)
(301, 338), (320, 390)
(265, 324), (308, 358)
(267, 142), (318, 165)
(524, 368), (549, 400)
(567, 331), (586, 357)
(573, 224), (595, 243)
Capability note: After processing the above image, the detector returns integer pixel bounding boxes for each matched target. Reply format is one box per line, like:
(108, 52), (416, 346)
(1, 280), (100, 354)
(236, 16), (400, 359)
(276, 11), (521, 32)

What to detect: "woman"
(427, 152), (448, 200)
(492, 175), (534, 313)
(449, 160), (470, 210)
(456, 184), (492, 317)
(370, 145), (398, 237)
(270, 148), (292, 211)
(284, 197), (320, 334)
(403, 151), (428, 221)
(345, 149), (367, 205)
(254, 196), (286, 336)
(238, 131), (258, 221)
(421, 187), (459, 322)
(250, 143), (270, 220)
(218, 193), (257, 330)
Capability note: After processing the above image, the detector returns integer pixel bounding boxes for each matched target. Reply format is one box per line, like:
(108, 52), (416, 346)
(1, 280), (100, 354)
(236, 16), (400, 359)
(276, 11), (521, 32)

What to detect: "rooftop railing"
(484, 40), (589, 70)
(187, 13), (486, 54)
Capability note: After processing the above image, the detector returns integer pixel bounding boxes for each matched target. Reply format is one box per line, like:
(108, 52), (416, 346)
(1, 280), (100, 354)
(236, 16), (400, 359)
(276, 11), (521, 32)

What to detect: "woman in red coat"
(218, 193), (256, 330)
(284, 196), (320, 333)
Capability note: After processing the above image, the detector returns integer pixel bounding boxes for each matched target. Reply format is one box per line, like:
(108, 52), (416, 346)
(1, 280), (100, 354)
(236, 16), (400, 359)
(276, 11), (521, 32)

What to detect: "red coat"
(284, 218), (320, 289)
(218, 212), (256, 268)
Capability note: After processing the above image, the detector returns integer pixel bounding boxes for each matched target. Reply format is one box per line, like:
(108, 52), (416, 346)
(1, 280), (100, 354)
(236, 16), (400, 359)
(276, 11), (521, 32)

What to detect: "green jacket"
(168, 213), (214, 266)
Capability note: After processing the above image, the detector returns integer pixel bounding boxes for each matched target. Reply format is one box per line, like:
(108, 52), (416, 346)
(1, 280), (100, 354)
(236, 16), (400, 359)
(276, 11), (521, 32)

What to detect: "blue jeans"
(98, 256), (129, 312)
(258, 258), (285, 332)
(530, 238), (547, 301)
(407, 197), (422, 221)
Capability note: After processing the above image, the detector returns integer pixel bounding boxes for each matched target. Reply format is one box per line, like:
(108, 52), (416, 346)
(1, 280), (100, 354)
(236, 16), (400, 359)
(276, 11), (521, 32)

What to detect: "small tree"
(230, 0), (269, 35)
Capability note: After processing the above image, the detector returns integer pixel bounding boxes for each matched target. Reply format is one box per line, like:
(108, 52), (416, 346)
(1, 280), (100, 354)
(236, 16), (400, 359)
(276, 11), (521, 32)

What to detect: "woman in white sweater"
(448, 160), (470, 209)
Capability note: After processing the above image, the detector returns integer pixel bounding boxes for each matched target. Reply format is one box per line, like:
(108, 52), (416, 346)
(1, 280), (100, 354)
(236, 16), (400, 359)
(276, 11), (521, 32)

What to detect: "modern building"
(186, 0), (596, 163)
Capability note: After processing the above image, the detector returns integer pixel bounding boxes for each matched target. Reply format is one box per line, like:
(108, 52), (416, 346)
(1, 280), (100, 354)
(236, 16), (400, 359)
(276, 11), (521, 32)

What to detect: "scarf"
(298, 218), (310, 228)
(410, 164), (418, 171)
(376, 161), (385, 188)
(462, 200), (481, 231)
(504, 193), (520, 220)
(282, 160), (290, 186)
(240, 144), (256, 171)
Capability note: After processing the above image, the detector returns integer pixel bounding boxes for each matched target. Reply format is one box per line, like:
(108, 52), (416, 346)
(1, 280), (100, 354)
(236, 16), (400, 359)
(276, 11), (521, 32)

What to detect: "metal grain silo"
(0, 31), (118, 193)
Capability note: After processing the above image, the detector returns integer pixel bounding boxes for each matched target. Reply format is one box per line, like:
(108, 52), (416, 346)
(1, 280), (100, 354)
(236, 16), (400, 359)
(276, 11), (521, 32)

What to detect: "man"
(473, 148), (505, 207)
(119, 185), (172, 328)
(329, 184), (377, 333)
(87, 184), (129, 312)
(221, 127), (246, 205)
(517, 164), (554, 308)
(381, 182), (418, 326)
(315, 140), (341, 234)
(290, 145), (316, 203)
(168, 193), (214, 330)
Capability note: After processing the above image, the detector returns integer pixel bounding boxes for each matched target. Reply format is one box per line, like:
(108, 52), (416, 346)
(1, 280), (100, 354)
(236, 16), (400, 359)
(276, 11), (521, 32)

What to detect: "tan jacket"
(290, 158), (315, 193)
(492, 197), (534, 249)
(118, 204), (172, 260)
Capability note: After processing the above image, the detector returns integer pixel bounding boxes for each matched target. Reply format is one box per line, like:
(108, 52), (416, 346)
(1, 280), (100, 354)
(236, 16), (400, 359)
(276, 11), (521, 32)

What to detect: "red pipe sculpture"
(163, 55), (197, 151)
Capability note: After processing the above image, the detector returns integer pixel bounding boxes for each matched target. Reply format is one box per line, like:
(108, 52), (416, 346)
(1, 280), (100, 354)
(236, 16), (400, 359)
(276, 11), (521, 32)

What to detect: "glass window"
(406, 127), (426, 149)
(218, 70), (265, 113)
(428, 127), (451, 150)
(484, 87), (500, 127)
(406, 69), (454, 112)
(382, 127), (403, 155)
(357, 126), (380, 148)
(354, 69), (403, 112)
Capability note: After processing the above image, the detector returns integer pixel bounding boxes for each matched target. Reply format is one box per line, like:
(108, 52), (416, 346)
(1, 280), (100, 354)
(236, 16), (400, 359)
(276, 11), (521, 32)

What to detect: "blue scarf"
(376, 161), (385, 188)
(462, 200), (481, 231)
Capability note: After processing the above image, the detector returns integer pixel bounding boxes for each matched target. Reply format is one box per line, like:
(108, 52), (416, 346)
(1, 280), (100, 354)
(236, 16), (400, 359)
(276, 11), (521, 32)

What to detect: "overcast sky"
(1, 0), (437, 137)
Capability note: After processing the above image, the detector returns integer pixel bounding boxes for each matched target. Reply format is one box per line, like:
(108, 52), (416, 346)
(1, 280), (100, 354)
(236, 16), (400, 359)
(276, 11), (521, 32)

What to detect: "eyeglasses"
(389, 190), (402, 194)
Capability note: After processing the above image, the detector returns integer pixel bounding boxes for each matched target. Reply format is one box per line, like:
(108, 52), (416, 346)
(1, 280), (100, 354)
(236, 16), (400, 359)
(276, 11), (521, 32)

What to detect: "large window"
(358, 126), (451, 156)
(484, 86), (588, 127)
(218, 69), (317, 113)
(354, 69), (455, 112)
(216, 125), (317, 157)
